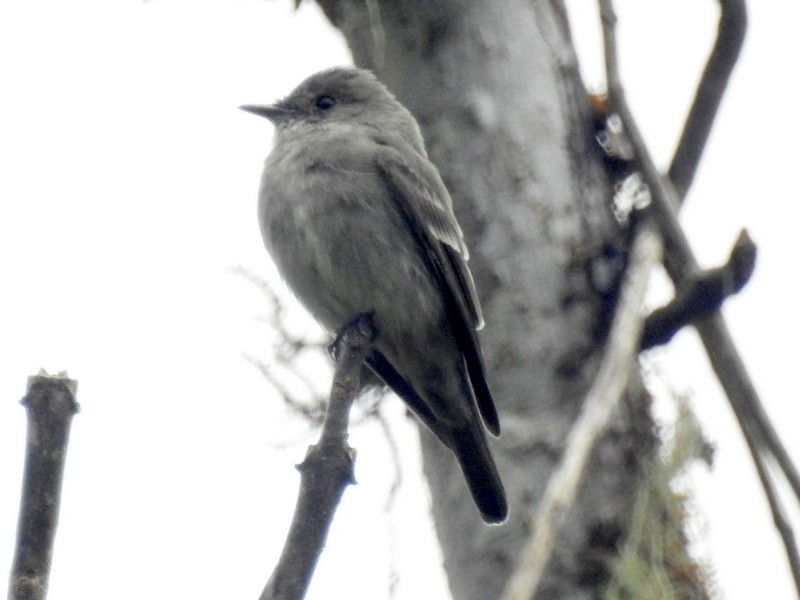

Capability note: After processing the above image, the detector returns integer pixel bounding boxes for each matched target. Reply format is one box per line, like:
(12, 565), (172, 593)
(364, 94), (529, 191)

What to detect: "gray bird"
(241, 67), (507, 523)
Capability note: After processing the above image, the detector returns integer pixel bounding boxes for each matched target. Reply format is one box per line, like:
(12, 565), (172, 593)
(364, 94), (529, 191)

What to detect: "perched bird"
(241, 67), (507, 523)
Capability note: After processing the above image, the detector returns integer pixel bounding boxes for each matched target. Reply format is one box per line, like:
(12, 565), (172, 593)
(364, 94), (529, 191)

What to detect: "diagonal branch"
(501, 226), (662, 600)
(598, 1), (800, 596)
(259, 314), (377, 600)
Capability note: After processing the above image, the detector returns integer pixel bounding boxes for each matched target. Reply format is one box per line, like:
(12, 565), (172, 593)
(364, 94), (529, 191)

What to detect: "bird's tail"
(450, 424), (508, 524)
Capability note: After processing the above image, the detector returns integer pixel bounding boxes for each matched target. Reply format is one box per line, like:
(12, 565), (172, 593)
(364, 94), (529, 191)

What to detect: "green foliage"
(603, 398), (716, 600)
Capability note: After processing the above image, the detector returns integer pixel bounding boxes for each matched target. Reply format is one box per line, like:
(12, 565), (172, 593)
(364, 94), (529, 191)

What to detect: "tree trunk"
(315, 1), (664, 598)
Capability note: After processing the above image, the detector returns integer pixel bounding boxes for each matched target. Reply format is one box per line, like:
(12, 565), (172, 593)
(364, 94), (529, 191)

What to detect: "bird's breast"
(257, 147), (444, 343)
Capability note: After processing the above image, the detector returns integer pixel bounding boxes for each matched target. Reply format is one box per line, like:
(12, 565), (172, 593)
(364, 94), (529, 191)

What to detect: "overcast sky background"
(1, 1), (798, 599)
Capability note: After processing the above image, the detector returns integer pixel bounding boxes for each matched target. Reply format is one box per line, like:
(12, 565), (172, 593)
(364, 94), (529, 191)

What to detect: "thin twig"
(598, 0), (800, 595)
(750, 445), (800, 593)
(245, 354), (328, 425)
(501, 227), (662, 600)
(259, 314), (377, 600)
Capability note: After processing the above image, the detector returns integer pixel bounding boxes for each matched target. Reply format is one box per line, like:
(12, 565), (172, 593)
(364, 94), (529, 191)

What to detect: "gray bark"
(315, 1), (657, 598)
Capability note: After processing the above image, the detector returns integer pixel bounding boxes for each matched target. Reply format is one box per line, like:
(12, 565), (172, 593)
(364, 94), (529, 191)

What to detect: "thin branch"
(9, 371), (80, 600)
(668, 0), (748, 202)
(598, 1), (800, 595)
(501, 226), (663, 600)
(751, 451), (800, 593)
(694, 314), (800, 505)
(259, 314), (377, 600)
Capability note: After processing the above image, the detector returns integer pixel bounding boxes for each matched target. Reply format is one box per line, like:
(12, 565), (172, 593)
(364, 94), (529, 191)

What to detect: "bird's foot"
(327, 312), (378, 361)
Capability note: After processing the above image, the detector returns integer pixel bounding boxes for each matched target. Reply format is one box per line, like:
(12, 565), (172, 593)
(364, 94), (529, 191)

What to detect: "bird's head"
(240, 67), (425, 153)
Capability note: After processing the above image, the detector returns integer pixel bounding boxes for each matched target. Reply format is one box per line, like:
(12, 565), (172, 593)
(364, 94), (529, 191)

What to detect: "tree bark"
(315, 1), (658, 598)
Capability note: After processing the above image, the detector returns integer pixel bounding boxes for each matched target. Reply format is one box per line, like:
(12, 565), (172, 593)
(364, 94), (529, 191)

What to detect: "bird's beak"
(239, 103), (293, 123)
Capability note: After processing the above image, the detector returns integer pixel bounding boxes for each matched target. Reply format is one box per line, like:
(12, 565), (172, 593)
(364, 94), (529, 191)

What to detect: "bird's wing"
(365, 351), (448, 444)
(373, 141), (483, 329)
(374, 142), (499, 436)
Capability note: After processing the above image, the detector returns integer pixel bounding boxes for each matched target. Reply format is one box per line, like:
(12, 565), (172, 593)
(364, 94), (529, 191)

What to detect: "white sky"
(0, 1), (798, 599)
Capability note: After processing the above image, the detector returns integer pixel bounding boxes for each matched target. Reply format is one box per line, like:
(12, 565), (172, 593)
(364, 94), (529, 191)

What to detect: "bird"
(241, 67), (507, 524)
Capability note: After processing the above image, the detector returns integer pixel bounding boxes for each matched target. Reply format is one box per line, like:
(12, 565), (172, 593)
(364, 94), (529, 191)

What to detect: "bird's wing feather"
(374, 142), (500, 436)
(373, 140), (483, 329)
(366, 351), (448, 444)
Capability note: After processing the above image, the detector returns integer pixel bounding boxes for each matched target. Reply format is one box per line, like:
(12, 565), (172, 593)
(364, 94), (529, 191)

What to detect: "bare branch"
(668, 0), (748, 202)
(598, 1), (800, 595)
(501, 226), (662, 600)
(750, 444), (800, 593)
(259, 314), (377, 600)
(9, 372), (80, 600)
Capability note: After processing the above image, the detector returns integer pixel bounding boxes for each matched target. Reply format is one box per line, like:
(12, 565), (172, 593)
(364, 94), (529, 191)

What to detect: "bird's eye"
(315, 95), (337, 111)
